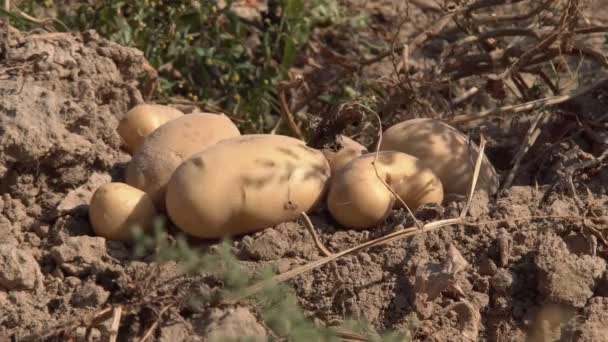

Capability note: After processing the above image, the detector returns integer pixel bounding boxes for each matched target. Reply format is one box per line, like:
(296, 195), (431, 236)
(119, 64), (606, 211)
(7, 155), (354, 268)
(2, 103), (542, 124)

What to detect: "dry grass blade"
(300, 212), (333, 257)
(109, 306), (123, 342)
(278, 75), (305, 140)
(502, 110), (550, 190)
(460, 135), (487, 219)
(225, 217), (461, 304)
(139, 304), (173, 342)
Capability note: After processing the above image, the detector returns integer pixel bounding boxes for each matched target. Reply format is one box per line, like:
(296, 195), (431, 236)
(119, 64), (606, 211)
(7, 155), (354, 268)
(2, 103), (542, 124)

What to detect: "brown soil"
(1, 1), (608, 341)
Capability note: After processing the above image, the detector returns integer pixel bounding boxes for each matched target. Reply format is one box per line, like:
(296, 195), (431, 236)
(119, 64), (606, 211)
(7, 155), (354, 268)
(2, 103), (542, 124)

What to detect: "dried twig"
(109, 306), (123, 342)
(501, 110), (551, 190)
(461, 136), (486, 219)
(278, 75), (305, 140)
(448, 76), (608, 124)
(300, 212), (333, 257)
(139, 304), (173, 342)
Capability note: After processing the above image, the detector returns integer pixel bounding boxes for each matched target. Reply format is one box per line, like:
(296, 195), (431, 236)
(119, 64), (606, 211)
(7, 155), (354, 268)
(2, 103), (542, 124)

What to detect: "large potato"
(166, 134), (331, 239)
(379, 118), (499, 196)
(118, 104), (184, 153)
(88, 182), (158, 241)
(327, 151), (444, 229)
(126, 113), (241, 210)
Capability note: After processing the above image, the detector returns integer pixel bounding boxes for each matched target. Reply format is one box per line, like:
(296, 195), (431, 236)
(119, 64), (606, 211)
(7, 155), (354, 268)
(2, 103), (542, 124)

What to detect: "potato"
(126, 113), (241, 210)
(379, 118), (499, 196)
(327, 151), (444, 229)
(166, 134), (331, 239)
(118, 104), (184, 153)
(88, 182), (158, 241)
(322, 135), (368, 174)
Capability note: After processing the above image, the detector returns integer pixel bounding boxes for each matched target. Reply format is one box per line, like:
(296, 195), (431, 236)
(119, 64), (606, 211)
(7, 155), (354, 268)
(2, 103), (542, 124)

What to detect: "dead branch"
(448, 75), (608, 124)
(300, 212), (333, 257)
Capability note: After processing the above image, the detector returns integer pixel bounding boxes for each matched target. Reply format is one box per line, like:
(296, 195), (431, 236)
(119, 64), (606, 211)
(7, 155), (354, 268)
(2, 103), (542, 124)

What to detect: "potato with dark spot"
(88, 182), (158, 240)
(126, 113), (241, 210)
(118, 104), (184, 153)
(327, 151), (444, 229)
(379, 118), (499, 196)
(322, 135), (368, 175)
(166, 134), (330, 239)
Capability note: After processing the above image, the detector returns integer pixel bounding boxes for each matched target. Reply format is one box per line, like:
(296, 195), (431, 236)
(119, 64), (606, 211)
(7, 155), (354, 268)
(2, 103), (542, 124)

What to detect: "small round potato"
(118, 104), (184, 153)
(88, 182), (158, 241)
(379, 118), (499, 196)
(327, 151), (444, 229)
(166, 134), (331, 239)
(322, 135), (368, 175)
(126, 113), (241, 210)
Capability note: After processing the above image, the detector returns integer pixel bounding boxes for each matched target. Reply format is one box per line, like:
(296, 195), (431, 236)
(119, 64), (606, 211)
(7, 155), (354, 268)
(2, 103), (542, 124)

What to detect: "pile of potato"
(89, 104), (499, 241)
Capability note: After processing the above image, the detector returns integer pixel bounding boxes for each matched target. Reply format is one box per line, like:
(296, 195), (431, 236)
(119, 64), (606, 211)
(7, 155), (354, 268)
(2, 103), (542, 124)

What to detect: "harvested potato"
(322, 135), (368, 174)
(88, 182), (158, 241)
(379, 118), (499, 196)
(166, 134), (331, 239)
(118, 104), (184, 153)
(327, 151), (444, 229)
(126, 113), (241, 210)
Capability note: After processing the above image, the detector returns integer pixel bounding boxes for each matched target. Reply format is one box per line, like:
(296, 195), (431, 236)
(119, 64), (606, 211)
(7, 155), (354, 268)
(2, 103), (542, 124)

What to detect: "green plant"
(13, 0), (344, 133)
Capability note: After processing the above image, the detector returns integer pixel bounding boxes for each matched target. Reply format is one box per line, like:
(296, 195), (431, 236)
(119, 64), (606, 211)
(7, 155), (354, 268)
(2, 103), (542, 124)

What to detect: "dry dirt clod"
(159, 321), (196, 342)
(535, 233), (606, 308)
(444, 300), (482, 341)
(0, 244), (44, 291)
(414, 244), (470, 302)
(50, 236), (109, 276)
(199, 306), (267, 342)
(561, 297), (608, 341)
(241, 228), (290, 261)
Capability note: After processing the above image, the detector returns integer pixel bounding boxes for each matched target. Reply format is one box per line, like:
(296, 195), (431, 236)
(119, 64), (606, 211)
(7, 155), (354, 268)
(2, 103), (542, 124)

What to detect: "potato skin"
(126, 113), (241, 211)
(166, 134), (331, 239)
(327, 151), (444, 229)
(88, 182), (158, 241)
(322, 135), (368, 175)
(118, 104), (184, 153)
(379, 118), (499, 196)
